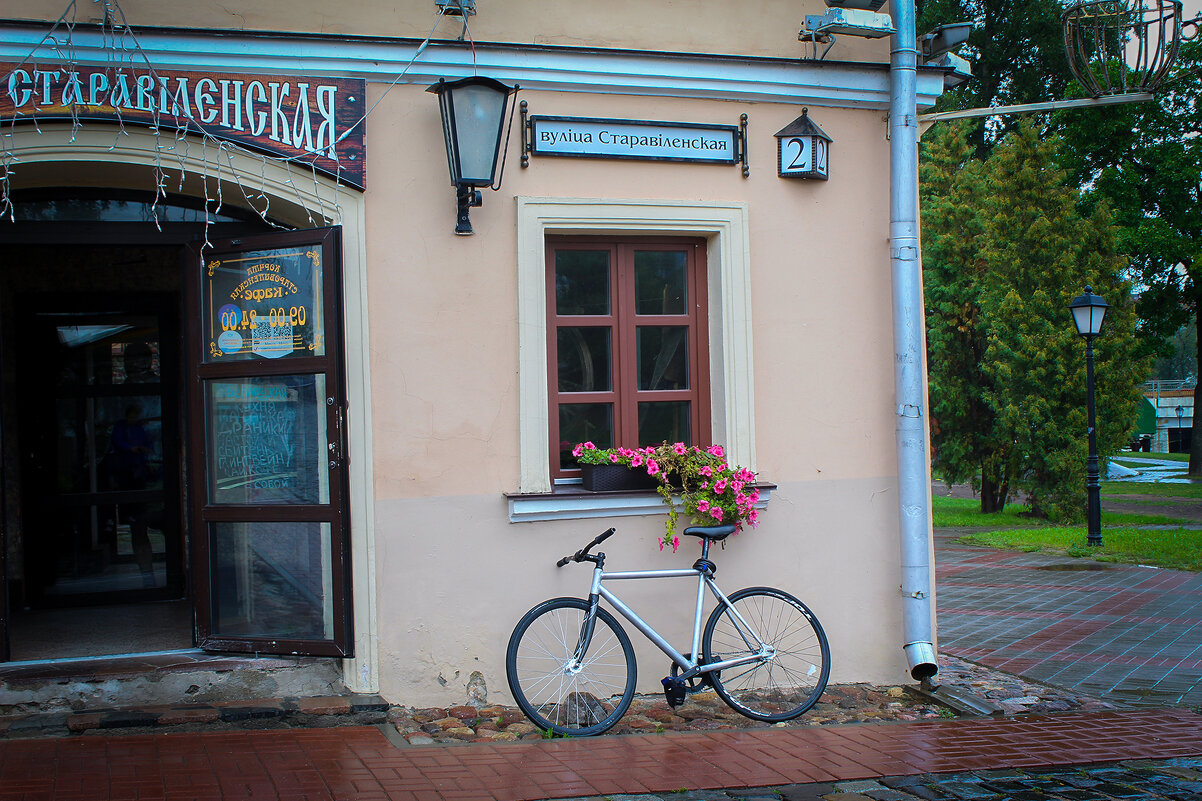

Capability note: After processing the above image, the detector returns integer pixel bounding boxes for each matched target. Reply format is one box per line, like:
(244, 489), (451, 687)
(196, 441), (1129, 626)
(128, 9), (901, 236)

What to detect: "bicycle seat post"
(699, 537), (711, 560)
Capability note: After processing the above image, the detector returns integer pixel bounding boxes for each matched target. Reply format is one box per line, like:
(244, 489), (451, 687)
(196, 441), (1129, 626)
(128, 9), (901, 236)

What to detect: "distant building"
(1142, 382), (1194, 453)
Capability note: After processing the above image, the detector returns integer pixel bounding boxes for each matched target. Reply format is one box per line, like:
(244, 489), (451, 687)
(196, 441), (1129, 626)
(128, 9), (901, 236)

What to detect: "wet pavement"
(934, 518), (1202, 709)
(581, 759), (1202, 801)
(4, 481), (1202, 798)
(0, 709), (1200, 800)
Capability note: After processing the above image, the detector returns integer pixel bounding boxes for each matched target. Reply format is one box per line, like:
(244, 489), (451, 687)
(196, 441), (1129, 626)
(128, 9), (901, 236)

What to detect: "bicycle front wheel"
(506, 597), (637, 736)
(702, 586), (830, 722)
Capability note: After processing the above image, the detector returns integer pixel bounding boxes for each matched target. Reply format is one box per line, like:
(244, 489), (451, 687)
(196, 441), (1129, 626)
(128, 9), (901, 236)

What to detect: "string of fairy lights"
(0, 0), (461, 245)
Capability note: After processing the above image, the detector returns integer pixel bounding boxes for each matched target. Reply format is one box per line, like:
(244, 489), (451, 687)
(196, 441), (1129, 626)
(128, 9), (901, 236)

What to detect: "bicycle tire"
(702, 586), (830, 722)
(506, 597), (637, 736)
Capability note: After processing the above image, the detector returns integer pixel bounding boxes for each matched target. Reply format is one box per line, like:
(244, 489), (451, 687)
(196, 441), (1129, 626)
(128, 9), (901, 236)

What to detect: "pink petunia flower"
(646, 459), (660, 476)
(707, 445), (725, 458)
(710, 507), (724, 521)
(696, 499), (710, 512)
(714, 479), (728, 494)
(699, 465), (713, 477)
(572, 444), (583, 458)
(673, 442), (688, 455)
(671, 536), (680, 553)
(609, 453), (621, 463)
(631, 454), (644, 467)
(584, 441), (595, 450)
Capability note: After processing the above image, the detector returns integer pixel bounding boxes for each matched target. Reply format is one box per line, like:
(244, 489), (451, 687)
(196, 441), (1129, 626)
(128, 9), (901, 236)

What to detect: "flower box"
(580, 463), (659, 492)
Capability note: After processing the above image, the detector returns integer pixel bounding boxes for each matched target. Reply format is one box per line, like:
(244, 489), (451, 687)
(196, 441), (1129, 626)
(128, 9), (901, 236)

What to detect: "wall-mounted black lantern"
(773, 108), (832, 180)
(426, 76), (518, 235)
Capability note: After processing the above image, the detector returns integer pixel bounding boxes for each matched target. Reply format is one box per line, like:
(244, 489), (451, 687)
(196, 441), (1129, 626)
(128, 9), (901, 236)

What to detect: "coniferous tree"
(922, 121), (1012, 510)
(923, 121), (1149, 518)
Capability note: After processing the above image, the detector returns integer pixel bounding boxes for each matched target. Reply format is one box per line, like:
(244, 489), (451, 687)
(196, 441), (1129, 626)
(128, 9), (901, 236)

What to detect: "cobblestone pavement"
(386, 654), (1117, 745)
(559, 758), (1202, 801)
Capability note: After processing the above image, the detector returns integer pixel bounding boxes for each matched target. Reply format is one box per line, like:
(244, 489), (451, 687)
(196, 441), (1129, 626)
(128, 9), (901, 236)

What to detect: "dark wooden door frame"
(184, 227), (353, 657)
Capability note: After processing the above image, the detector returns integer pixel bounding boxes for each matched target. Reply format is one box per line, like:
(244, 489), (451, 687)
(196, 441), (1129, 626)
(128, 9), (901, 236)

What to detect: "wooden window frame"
(546, 236), (711, 480)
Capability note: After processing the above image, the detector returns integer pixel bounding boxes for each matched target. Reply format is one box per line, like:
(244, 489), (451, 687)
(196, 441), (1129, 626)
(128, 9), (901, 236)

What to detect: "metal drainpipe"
(889, 0), (939, 681)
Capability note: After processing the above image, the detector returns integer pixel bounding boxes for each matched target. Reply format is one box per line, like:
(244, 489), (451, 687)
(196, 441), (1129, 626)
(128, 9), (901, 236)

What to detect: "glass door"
(187, 228), (351, 656)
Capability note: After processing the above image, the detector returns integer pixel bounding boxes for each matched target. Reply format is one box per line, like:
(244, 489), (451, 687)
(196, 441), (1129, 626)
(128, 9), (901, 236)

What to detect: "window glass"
(203, 246), (325, 363)
(558, 403), (613, 469)
(558, 328), (612, 392)
(637, 326), (689, 390)
(205, 374), (329, 505)
(12, 196), (248, 223)
(639, 401), (692, 446)
(634, 251), (687, 315)
(555, 251), (610, 315)
(210, 521), (334, 640)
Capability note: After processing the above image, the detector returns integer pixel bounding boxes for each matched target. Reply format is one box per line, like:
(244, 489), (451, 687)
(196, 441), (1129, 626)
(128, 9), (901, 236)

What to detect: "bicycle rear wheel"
(702, 586), (830, 722)
(506, 597), (637, 736)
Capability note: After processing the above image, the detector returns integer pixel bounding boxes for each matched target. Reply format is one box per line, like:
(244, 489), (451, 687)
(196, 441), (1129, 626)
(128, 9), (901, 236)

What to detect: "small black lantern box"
(774, 108), (831, 180)
(580, 463), (659, 492)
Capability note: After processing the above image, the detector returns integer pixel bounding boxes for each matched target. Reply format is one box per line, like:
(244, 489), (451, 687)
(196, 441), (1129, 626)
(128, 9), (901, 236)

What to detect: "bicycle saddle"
(683, 524), (736, 540)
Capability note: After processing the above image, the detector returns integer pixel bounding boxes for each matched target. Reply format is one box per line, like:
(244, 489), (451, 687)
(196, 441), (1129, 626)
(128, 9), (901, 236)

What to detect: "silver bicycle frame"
(588, 564), (771, 679)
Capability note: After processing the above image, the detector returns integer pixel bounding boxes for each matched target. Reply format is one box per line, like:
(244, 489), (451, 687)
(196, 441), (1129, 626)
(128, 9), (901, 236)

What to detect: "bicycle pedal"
(661, 676), (687, 708)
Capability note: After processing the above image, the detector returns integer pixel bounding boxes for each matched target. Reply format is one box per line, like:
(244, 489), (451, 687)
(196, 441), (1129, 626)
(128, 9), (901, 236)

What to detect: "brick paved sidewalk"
(935, 527), (1202, 708)
(1, 709), (1200, 800)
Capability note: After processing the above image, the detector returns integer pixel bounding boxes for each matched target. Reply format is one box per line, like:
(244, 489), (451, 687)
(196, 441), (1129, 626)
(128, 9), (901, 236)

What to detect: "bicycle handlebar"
(556, 527), (615, 567)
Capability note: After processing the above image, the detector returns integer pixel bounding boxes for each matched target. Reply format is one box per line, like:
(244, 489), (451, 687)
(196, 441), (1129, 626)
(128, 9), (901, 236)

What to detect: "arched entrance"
(0, 124), (376, 692)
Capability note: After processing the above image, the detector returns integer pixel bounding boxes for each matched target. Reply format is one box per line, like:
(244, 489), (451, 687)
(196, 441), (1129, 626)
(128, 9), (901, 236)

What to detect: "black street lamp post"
(1069, 286), (1109, 547)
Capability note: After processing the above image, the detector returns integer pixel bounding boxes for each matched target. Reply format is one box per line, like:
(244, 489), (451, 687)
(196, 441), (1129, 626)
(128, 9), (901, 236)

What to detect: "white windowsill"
(505, 484), (774, 524)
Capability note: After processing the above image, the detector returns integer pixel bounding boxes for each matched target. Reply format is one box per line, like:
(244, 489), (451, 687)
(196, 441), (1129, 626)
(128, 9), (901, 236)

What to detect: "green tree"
(922, 121), (1011, 509)
(917, 0), (1073, 153)
(923, 120), (1149, 518)
(1055, 38), (1202, 469)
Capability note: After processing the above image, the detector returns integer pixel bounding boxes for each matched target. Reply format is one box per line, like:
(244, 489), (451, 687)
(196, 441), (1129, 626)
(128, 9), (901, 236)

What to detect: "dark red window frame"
(546, 236), (711, 480)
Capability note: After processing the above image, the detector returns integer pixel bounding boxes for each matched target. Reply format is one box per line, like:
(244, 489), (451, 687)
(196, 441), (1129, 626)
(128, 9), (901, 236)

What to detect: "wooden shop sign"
(1, 63), (367, 189)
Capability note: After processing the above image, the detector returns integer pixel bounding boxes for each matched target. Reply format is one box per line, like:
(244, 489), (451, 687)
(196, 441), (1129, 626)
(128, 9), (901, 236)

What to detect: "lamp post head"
(1069, 285), (1109, 338)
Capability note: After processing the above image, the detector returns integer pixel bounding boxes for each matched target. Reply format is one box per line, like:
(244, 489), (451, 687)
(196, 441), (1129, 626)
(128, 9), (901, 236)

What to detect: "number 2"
(784, 137), (810, 171)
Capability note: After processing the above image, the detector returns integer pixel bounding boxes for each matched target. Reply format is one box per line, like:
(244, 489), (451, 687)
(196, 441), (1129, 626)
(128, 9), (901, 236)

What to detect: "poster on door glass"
(203, 246), (325, 362)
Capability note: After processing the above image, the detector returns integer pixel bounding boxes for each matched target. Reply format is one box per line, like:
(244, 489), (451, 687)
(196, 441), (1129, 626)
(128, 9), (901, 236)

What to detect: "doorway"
(1, 195), (354, 662)
(19, 298), (184, 606)
(3, 244), (191, 660)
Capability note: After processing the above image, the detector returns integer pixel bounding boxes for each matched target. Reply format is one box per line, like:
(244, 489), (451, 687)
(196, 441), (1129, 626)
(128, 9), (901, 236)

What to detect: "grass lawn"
(932, 495), (1188, 528)
(1114, 452), (1189, 463)
(1102, 481), (1202, 500)
(958, 527), (1202, 572)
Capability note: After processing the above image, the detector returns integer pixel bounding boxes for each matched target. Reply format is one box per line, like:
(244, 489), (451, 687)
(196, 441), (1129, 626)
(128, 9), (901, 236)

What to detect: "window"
(547, 237), (710, 479)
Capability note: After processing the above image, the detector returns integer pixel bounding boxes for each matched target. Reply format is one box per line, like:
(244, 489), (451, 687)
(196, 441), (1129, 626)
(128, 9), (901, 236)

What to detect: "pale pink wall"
(363, 84), (911, 705)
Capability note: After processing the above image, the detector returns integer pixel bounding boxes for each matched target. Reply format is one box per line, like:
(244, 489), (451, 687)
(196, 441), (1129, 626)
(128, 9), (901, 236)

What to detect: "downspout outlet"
(904, 641), (938, 681)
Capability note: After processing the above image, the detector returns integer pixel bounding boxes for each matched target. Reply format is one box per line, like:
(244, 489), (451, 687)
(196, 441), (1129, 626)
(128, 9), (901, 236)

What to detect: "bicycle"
(505, 525), (831, 736)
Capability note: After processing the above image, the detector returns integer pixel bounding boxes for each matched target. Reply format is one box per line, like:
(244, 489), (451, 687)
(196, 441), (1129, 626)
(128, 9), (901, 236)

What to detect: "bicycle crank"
(669, 654), (717, 694)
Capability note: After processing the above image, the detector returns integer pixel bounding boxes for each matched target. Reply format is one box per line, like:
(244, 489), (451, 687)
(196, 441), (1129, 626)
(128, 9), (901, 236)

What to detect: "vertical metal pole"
(1086, 337), (1102, 546)
(890, 0), (938, 681)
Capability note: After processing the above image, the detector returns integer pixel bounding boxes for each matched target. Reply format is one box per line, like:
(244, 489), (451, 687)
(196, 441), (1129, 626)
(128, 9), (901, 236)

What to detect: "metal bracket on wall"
(520, 100), (530, 168)
(739, 113), (750, 178)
